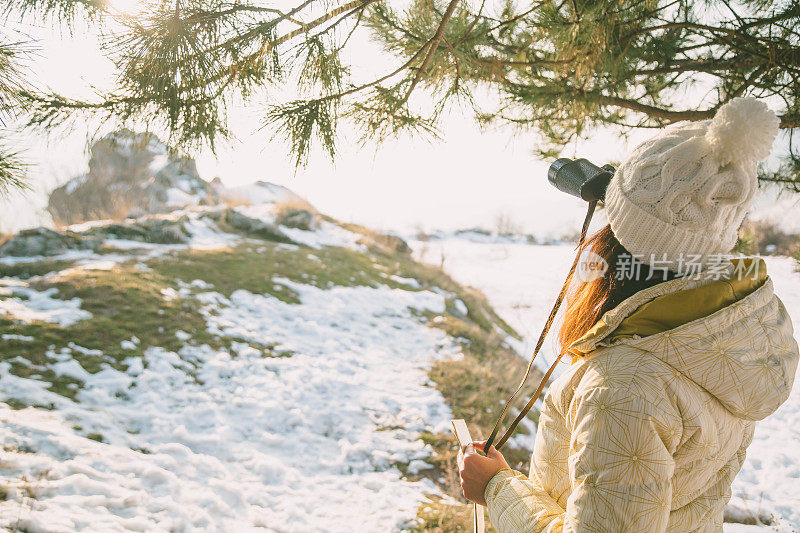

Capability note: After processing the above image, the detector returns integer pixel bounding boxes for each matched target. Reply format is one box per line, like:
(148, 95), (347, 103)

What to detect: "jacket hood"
(570, 258), (799, 421)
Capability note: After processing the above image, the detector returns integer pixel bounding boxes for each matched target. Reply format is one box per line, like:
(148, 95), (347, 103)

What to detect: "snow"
(164, 186), (197, 207)
(183, 213), (239, 250)
(391, 275), (421, 289)
(411, 237), (800, 531)
(233, 203), (278, 224)
(51, 359), (92, 381)
(281, 222), (365, 250)
(234, 204), (365, 250)
(63, 173), (88, 195)
(218, 181), (301, 206)
(2, 334), (34, 342)
(412, 239), (576, 373)
(149, 153), (169, 172)
(65, 219), (117, 233)
(0, 262), (459, 531)
(57, 260), (118, 277)
(0, 248), (101, 267)
(0, 282), (92, 327)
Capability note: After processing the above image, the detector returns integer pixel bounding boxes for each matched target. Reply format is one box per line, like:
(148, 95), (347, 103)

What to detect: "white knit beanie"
(605, 97), (780, 270)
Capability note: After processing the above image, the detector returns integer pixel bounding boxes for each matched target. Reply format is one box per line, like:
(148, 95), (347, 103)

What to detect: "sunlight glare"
(108, 0), (145, 16)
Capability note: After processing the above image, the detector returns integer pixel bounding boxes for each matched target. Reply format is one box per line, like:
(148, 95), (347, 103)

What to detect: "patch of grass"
(148, 243), (419, 300)
(412, 499), (495, 533)
(1, 263), (229, 403)
(407, 297), (541, 531)
(3, 398), (29, 410)
(86, 433), (104, 443)
(25, 265), (223, 360)
(0, 259), (76, 279)
(421, 313), (541, 466)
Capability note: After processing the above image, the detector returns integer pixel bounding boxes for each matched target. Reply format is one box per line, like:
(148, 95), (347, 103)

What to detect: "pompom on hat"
(605, 97), (780, 270)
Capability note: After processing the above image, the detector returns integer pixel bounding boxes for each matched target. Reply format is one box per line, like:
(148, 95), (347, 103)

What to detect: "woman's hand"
(459, 441), (510, 506)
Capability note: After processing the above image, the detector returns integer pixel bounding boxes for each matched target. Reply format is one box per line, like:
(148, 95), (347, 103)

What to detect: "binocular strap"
(483, 200), (597, 453)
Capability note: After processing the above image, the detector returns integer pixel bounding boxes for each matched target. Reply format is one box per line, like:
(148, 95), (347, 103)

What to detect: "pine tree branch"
(473, 56), (576, 68)
(311, 36), (433, 104)
(632, 57), (761, 76)
(245, 0), (376, 64)
(402, 0), (460, 103)
(589, 93), (799, 129)
(589, 94), (714, 122)
(194, 0), (316, 57)
(307, 0), (380, 42)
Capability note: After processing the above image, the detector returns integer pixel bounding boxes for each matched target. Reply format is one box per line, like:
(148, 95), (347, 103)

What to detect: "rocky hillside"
(0, 195), (541, 531)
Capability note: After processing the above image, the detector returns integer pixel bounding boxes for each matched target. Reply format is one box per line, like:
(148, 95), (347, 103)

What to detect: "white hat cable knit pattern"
(605, 97), (781, 268)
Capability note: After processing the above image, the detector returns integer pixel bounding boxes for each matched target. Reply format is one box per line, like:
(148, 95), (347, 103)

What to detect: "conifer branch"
(401, 0), (460, 103)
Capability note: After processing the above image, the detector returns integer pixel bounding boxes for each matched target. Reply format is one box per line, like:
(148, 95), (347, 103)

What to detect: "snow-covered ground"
(412, 237), (800, 532)
(411, 239), (576, 374)
(1, 208), (463, 532)
(1, 284), (455, 531)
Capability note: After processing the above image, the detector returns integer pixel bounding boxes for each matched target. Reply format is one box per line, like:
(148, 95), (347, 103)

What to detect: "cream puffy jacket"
(484, 260), (799, 532)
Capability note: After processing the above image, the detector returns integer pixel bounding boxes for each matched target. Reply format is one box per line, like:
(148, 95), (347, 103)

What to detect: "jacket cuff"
(484, 468), (517, 505)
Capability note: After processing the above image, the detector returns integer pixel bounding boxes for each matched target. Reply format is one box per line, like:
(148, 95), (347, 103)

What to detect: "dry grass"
(414, 499), (496, 532)
(48, 178), (147, 227)
(334, 219), (412, 255)
(723, 499), (773, 526)
(217, 196), (251, 208)
(737, 219), (800, 256)
(408, 310), (541, 531)
(0, 459), (48, 533)
(273, 197), (318, 215)
(271, 198), (321, 230)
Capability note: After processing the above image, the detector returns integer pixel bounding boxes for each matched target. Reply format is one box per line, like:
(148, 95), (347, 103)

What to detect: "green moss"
(26, 264), (223, 360)
(86, 433), (104, 442)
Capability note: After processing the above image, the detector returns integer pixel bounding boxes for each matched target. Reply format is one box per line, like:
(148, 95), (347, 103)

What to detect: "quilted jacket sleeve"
(484, 385), (676, 533)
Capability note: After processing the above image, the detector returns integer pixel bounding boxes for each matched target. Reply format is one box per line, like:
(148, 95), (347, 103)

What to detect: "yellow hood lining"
(569, 258), (767, 359)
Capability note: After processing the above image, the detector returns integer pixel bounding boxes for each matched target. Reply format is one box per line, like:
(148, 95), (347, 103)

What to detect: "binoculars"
(548, 158), (615, 202)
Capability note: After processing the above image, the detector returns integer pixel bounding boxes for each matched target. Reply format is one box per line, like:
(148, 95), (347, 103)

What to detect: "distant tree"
(1, 0), (799, 192)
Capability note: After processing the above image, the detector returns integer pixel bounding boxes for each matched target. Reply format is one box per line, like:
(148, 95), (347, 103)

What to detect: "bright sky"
(0, 4), (794, 237)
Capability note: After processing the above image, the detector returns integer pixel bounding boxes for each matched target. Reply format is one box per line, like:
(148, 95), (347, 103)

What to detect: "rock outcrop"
(47, 130), (216, 226)
(0, 228), (100, 257)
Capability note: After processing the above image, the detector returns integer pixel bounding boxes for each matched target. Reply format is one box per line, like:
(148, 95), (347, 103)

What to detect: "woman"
(459, 97), (799, 532)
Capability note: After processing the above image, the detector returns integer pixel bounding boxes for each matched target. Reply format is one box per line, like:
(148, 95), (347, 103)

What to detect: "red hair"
(558, 224), (675, 355)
